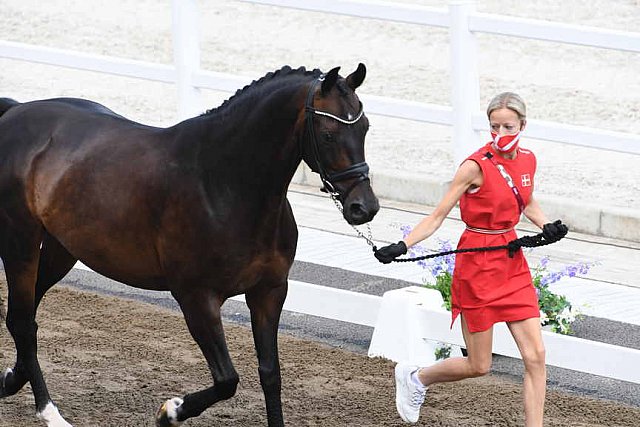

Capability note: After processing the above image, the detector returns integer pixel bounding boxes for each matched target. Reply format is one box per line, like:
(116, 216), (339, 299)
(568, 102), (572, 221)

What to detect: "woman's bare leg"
(417, 316), (493, 386)
(507, 317), (546, 427)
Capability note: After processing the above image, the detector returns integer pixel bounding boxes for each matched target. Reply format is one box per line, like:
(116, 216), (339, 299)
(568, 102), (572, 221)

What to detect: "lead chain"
(330, 193), (376, 248)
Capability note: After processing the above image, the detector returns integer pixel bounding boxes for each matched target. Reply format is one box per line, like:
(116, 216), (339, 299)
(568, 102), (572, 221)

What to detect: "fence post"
(449, 0), (481, 169)
(172, 0), (202, 120)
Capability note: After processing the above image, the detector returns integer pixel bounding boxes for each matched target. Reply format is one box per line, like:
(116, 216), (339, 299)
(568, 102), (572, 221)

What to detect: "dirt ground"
(0, 284), (639, 427)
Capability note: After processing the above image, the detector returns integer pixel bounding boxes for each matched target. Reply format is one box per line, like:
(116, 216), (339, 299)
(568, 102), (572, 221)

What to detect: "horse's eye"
(323, 132), (335, 143)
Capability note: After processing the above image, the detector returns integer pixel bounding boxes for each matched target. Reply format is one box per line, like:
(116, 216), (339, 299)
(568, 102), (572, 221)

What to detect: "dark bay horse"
(0, 64), (379, 426)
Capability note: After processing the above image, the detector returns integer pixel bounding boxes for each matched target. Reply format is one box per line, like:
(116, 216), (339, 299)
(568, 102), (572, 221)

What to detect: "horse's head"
(301, 64), (379, 225)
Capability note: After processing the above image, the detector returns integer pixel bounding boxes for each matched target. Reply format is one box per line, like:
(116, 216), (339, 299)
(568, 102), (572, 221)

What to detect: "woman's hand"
(542, 220), (569, 242)
(374, 241), (407, 264)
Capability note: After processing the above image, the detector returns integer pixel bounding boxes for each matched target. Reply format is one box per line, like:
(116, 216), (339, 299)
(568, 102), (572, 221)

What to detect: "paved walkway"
(288, 185), (640, 327)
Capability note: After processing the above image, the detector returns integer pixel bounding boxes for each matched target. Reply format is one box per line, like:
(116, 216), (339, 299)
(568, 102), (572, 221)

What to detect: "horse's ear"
(321, 67), (341, 95)
(346, 63), (366, 91)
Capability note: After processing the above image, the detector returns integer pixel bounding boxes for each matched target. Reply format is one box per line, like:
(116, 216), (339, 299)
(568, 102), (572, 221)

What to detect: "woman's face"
(489, 108), (523, 136)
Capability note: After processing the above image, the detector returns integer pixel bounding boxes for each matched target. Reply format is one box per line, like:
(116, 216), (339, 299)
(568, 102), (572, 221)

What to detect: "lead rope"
(329, 193), (565, 260)
(384, 230), (565, 263)
(328, 195), (566, 262)
(384, 229), (565, 263)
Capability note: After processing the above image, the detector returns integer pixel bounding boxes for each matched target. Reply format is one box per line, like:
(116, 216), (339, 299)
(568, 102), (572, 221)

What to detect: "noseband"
(303, 74), (370, 203)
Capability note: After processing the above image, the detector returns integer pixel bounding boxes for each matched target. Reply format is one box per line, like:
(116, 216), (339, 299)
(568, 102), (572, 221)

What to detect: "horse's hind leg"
(245, 282), (288, 427)
(2, 232), (76, 393)
(0, 232), (74, 320)
(34, 232), (77, 310)
(1, 225), (72, 426)
(156, 289), (239, 427)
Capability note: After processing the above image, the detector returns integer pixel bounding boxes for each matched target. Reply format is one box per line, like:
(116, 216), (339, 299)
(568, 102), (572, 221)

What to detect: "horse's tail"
(0, 97), (19, 118)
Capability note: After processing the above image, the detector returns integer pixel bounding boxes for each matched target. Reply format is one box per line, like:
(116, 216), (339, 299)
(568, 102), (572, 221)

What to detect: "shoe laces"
(410, 387), (426, 407)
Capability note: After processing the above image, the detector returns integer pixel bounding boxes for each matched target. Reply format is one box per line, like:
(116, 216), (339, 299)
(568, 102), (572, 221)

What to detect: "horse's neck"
(189, 86), (305, 204)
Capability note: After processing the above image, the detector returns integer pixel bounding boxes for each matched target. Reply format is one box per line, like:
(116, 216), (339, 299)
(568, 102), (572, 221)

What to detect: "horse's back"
(48, 97), (127, 119)
(0, 97), (168, 156)
(0, 97), (143, 132)
(0, 97), (19, 116)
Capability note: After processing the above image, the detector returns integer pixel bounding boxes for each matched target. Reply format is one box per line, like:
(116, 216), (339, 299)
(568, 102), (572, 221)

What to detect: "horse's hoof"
(156, 397), (184, 427)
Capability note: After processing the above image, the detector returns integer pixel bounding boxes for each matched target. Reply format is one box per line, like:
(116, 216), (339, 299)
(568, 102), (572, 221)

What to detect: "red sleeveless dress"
(450, 142), (539, 333)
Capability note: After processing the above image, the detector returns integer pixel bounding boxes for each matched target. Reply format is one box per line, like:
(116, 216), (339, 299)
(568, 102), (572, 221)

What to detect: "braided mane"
(201, 66), (322, 116)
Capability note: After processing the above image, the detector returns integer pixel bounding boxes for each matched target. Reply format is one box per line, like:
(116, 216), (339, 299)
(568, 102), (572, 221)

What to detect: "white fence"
(242, 0), (640, 164)
(1, 0), (639, 164)
(3, 0), (640, 384)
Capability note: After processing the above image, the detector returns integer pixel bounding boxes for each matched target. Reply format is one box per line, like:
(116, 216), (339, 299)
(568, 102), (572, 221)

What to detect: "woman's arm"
(523, 195), (549, 229)
(404, 160), (482, 248)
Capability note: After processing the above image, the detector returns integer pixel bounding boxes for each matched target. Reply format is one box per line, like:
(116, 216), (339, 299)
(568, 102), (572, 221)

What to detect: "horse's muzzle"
(343, 183), (379, 225)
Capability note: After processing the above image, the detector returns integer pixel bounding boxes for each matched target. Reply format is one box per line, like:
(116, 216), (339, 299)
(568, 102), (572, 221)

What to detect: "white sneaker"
(395, 363), (427, 423)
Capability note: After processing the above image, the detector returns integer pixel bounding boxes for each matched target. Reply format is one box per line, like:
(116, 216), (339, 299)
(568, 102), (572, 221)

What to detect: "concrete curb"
(292, 164), (640, 244)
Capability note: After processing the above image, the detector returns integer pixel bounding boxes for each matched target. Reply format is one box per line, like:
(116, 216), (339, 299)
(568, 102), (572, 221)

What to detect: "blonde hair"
(486, 92), (526, 122)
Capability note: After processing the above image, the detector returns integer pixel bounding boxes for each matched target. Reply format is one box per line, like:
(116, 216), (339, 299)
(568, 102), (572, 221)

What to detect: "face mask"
(491, 131), (521, 153)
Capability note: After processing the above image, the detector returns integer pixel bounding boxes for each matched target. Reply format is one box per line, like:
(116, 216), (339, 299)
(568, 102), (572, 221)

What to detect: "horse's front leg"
(155, 288), (238, 427)
(245, 281), (288, 427)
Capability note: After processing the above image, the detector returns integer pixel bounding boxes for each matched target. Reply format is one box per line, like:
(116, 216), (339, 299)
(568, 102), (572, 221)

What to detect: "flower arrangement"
(531, 255), (594, 334)
(400, 227), (596, 335)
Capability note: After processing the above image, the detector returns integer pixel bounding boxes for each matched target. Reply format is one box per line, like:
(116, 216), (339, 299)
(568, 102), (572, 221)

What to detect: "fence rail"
(241, 0), (640, 161)
(245, 0), (640, 53)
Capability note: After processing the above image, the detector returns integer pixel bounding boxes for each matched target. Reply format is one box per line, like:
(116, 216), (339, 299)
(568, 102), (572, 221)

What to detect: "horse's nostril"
(345, 198), (379, 225)
(350, 203), (366, 218)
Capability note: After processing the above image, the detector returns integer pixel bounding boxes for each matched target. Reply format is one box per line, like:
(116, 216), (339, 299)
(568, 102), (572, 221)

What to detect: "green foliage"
(423, 271), (452, 311)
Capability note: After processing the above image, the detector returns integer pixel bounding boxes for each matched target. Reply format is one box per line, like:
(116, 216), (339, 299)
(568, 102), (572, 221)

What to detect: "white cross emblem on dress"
(521, 174), (531, 187)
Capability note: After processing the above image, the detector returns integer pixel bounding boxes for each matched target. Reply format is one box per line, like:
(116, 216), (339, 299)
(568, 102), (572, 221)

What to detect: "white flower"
(539, 310), (549, 325)
(558, 307), (576, 324)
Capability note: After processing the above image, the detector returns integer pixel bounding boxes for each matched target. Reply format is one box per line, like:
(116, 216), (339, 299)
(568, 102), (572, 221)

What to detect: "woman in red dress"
(375, 92), (567, 426)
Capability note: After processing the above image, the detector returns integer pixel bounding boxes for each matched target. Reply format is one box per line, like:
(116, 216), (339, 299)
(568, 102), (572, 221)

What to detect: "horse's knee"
(6, 314), (37, 339)
(258, 365), (281, 388)
(6, 318), (38, 354)
(216, 374), (239, 400)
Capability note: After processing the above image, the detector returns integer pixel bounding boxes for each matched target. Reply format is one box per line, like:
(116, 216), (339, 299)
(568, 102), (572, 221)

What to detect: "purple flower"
(540, 256), (550, 268)
(421, 238), (456, 277)
(579, 262), (592, 275)
(400, 225), (412, 239)
(565, 265), (578, 278)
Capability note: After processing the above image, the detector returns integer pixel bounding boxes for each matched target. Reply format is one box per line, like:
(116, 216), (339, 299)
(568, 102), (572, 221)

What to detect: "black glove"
(507, 239), (521, 258)
(542, 220), (568, 243)
(374, 241), (407, 264)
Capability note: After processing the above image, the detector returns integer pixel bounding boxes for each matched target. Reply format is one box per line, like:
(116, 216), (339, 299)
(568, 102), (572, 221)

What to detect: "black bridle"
(303, 74), (370, 203)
